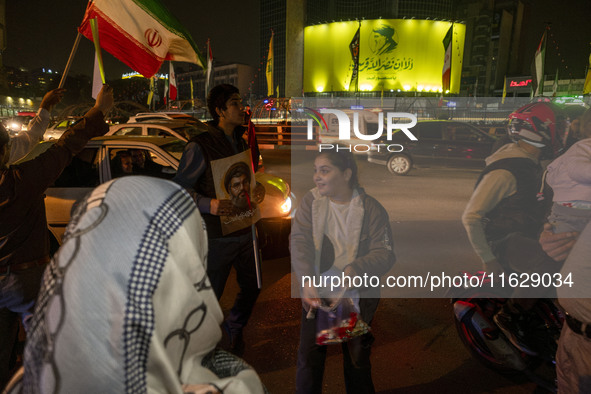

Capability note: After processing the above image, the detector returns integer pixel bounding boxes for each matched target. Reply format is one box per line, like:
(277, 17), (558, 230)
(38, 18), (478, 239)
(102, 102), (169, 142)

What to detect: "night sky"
(3, 1), (261, 78)
(3, 1), (590, 81)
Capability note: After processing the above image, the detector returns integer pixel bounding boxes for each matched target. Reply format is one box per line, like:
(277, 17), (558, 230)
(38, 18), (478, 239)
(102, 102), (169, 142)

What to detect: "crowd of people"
(1, 81), (591, 393)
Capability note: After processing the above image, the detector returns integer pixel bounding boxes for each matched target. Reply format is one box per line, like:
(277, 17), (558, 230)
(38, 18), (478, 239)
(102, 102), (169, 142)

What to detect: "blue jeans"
(207, 232), (260, 336)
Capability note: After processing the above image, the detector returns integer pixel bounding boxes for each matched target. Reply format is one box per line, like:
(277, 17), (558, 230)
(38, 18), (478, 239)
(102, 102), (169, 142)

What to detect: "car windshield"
(160, 140), (187, 160)
(173, 125), (201, 140)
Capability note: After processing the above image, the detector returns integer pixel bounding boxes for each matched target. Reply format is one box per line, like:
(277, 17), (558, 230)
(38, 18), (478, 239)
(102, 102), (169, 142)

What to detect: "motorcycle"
(451, 271), (563, 392)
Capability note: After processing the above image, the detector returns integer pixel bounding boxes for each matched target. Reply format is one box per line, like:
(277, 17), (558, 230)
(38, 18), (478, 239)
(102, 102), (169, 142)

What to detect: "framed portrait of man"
(211, 150), (262, 235)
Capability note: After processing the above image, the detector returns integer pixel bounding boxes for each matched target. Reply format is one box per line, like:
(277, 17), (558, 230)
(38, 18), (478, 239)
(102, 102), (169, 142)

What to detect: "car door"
(45, 146), (101, 243)
(444, 122), (495, 168)
(410, 122), (446, 166)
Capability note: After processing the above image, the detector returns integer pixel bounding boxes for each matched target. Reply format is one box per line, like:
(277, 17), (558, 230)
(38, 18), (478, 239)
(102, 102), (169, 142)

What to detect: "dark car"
(368, 120), (498, 175)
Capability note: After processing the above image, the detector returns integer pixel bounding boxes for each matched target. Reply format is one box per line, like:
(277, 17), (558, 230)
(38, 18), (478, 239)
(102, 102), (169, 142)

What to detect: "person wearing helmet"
(462, 102), (567, 355)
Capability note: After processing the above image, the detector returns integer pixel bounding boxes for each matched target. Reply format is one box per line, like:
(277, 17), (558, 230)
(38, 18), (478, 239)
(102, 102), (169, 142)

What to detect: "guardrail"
(254, 124), (319, 148)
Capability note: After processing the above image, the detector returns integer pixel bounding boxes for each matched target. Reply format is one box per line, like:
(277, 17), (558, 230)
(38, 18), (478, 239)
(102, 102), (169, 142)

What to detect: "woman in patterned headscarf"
(9, 176), (265, 393)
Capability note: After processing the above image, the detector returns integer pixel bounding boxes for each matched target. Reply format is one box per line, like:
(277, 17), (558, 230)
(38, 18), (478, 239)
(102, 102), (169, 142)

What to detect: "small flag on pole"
(205, 39), (214, 97)
(169, 62), (177, 101)
(92, 54), (102, 99)
(348, 25), (360, 92)
(247, 120), (259, 173)
(78, 0), (204, 77)
(147, 77), (155, 107)
(501, 76), (507, 104)
(163, 77), (169, 105)
(531, 29), (547, 97)
(584, 51), (591, 95)
(442, 24), (453, 92)
(89, 18), (105, 85)
(266, 31), (274, 97)
(552, 69), (559, 97)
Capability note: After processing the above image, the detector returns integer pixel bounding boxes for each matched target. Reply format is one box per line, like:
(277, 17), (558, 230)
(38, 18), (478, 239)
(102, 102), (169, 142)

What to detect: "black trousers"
(0, 264), (46, 388)
(296, 308), (375, 394)
(206, 232), (260, 336)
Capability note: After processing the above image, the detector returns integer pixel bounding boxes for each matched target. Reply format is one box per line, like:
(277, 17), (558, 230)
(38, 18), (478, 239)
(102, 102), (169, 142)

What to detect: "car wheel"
(386, 154), (412, 176)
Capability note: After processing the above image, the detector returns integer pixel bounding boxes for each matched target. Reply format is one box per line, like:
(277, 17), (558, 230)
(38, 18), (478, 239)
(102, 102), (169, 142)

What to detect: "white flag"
(92, 53), (102, 99)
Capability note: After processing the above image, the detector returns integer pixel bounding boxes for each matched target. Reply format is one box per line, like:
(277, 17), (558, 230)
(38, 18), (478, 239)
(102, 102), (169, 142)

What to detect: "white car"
(19, 136), (294, 255)
(44, 117), (81, 140)
(128, 112), (197, 123)
(106, 120), (208, 141)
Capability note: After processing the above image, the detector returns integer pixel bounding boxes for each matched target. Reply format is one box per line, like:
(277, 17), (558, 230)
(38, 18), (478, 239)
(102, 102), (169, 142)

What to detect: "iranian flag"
(78, 0), (204, 78)
(169, 61), (177, 101)
(441, 24), (453, 92)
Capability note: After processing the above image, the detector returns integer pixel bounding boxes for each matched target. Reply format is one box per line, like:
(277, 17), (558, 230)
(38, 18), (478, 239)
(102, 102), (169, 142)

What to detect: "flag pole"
(59, 32), (82, 88)
(252, 224), (262, 289)
(356, 21), (360, 104)
(247, 120), (262, 289)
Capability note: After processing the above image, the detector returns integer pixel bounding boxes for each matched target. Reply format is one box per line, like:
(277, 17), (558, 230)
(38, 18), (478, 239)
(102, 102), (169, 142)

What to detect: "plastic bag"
(315, 297), (370, 345)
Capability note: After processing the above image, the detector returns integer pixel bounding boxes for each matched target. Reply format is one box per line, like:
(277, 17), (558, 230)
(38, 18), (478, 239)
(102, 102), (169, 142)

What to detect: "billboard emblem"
(369, 24), (398, 55)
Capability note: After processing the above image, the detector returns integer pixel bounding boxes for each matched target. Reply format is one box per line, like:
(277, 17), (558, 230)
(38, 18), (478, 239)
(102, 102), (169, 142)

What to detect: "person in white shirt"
(8, 88), (65, 164)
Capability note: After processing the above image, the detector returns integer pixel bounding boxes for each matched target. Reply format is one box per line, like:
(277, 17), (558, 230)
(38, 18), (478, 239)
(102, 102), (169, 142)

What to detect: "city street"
(217, 149), (543, 393)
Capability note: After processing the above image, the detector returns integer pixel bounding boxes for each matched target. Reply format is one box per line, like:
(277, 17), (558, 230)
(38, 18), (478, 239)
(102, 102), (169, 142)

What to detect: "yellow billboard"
(304, 20), (465, 94)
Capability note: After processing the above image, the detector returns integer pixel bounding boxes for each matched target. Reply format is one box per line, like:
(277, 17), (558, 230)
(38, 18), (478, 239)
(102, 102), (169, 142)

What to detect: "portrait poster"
(211, 150), (261, 235)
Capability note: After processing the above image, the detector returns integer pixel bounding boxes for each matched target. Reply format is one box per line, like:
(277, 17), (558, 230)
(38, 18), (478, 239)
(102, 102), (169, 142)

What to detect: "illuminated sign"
(509, 79), (532, 87)
(122, 72), (168, 79)
(304, 20), (465, 94)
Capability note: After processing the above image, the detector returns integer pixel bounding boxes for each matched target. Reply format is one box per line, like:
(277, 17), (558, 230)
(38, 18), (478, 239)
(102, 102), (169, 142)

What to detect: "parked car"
(106, 119), (208, 141)
(18, 136), (294, 255)
(44, 117), (81, 140)
(128, 112), (198, 123)
(368, 120), (498, 175)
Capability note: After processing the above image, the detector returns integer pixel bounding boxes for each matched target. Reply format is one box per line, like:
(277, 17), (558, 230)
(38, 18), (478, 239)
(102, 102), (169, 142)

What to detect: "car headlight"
(280, 196), (292, 215)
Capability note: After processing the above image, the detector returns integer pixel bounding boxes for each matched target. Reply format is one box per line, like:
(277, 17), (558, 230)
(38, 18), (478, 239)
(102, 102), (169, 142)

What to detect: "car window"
(114, 127), (143, 136)
(453, 125), (483, 142)
(56, 120), (73, 130)
(175, 125), (199, 140)
(108, 148), (134, 179)
(52, 148), (100, 187)
(161, 140), (187, 161)
(147, 127), (171, 137)
(109, 147), (176, 179)
(418, 123), (443, 139)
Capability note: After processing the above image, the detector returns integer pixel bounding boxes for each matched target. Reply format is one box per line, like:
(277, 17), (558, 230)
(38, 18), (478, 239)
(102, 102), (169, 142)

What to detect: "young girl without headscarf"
(291, 150), (395, 394)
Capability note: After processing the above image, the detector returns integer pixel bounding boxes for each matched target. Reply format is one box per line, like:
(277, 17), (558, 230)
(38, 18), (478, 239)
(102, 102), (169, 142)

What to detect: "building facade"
(177, 63), (255, 104)
(260, 0), (554, 98)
